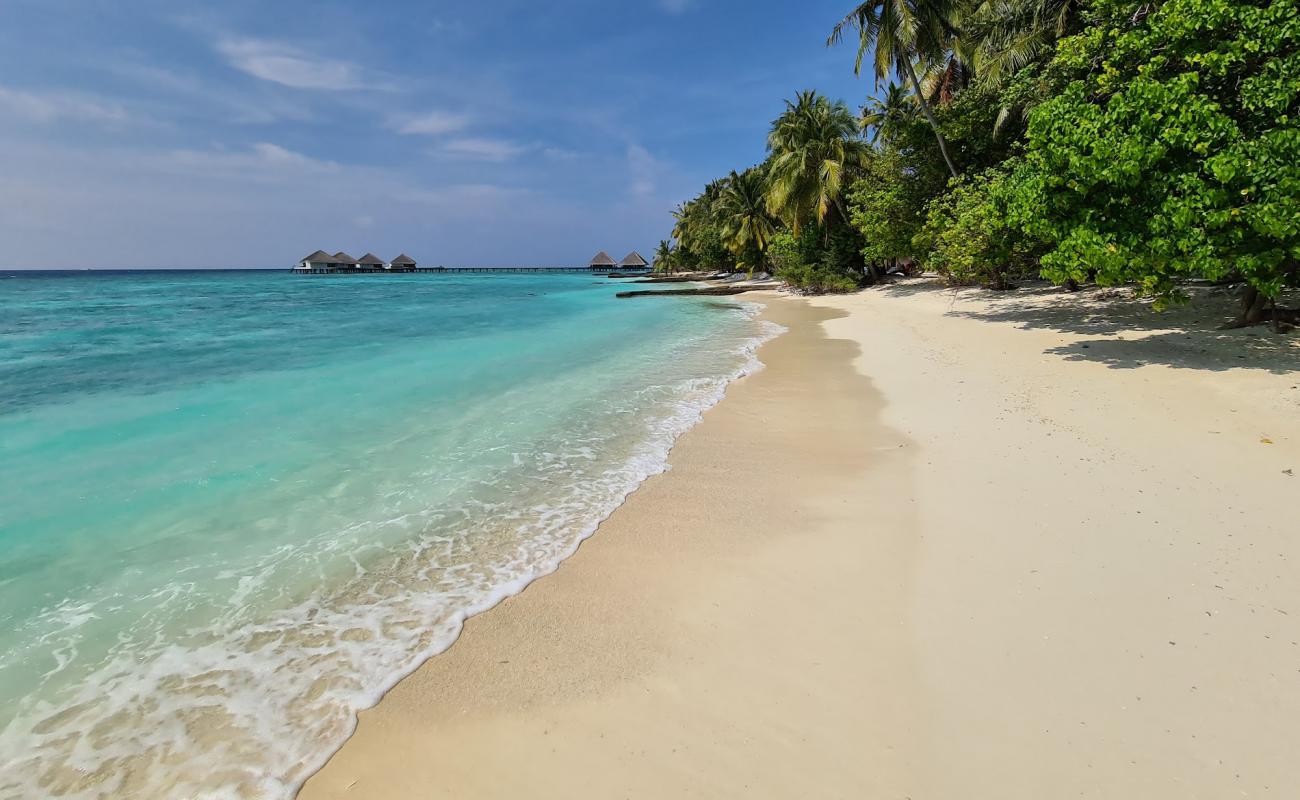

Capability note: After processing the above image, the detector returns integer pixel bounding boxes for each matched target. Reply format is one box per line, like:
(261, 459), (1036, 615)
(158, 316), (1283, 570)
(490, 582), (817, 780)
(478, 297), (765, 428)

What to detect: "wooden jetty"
(291, 266), (639, 275)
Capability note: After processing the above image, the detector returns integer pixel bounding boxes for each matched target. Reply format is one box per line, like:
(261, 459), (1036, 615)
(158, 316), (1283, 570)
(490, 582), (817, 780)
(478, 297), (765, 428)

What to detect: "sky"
(0, 0), (879, 268)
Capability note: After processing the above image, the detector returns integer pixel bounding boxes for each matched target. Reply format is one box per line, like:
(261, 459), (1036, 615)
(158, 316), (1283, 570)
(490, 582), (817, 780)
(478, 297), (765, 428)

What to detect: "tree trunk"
(1224, 286), (1299, 329)
(903, 59), (959, 179)
(1239, 286), (1270, 326)
(823, 198), (847, 247)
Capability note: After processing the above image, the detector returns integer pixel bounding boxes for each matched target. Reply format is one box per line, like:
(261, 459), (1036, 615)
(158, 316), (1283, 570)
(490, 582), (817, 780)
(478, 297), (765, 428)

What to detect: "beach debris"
(1260, 437), (1274, 444)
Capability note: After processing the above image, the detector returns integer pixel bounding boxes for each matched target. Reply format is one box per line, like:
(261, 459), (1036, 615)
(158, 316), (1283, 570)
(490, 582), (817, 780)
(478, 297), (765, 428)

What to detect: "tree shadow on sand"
(875, 280), (1300, 375)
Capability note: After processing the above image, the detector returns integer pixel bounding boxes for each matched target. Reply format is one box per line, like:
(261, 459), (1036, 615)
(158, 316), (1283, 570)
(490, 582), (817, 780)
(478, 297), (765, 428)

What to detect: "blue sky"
(0, 0), (878, 268)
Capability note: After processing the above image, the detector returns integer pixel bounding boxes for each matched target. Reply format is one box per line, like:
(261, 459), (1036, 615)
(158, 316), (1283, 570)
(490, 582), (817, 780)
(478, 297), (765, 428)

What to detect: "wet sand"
(302, 283), (1300, 799)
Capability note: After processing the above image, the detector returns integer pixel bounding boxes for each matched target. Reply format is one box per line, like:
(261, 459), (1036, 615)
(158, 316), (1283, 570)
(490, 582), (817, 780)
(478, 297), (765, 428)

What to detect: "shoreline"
(279, 293), (788, 796)
(299, 292), (903, 797)
(0, 273), (780, 800)
(301, 282), (1300, 799)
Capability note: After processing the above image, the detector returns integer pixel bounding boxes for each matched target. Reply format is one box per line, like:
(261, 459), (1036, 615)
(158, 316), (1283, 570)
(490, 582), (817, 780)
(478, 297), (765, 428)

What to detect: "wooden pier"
(291, 266), (642, 275)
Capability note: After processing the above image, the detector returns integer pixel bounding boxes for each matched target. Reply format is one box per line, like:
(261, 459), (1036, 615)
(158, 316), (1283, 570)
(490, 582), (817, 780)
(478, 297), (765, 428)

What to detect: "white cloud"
(216, 38), (370, 90)
(659, 0), (694, 13)
(395, 111), (471, 136)
(159, 142), (338, 179)
(103, 60), (315, 124)
(249, 142), (318, 166)
(437, 137), (529, 162)
(0, 137), (554, 268)
(0, 85), (129, 125)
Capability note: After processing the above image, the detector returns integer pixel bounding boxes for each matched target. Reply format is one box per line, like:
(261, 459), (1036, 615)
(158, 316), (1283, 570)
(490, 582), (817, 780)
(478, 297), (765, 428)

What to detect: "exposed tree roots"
(1222, 287), (1300, 330)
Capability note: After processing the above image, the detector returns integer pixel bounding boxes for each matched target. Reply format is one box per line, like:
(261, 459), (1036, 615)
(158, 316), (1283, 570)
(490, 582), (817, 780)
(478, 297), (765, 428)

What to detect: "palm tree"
(670, 204), (692, 251)
(860, 82), (917, 143)
(717, 169), (779, 272)
(829, 0), (962, 178)
(653, 239), (676, 273)
(671, 179), (727, 254)
(967, 0), (1081, 85)
(765, 90), (868, 235)
(917, 29), (975, 105)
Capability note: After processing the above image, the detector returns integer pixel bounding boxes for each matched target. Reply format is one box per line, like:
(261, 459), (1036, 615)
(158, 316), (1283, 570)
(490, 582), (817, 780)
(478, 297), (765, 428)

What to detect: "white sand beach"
(302, 281), (1300, 799)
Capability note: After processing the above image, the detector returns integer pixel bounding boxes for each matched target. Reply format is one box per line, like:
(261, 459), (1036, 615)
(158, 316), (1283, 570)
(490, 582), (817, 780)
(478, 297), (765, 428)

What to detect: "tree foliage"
(717, 168), (780, 271)
(849, 149), (927, 271)
(916, 161), (1043, 287)
(767, 231), (862, 292)
(1004, 0), (1300, 310)
(656, 0), (1299, 317)
(766, 91), (868, 232)
(652, 239), (677, 273)
(831, 0), (966, 176)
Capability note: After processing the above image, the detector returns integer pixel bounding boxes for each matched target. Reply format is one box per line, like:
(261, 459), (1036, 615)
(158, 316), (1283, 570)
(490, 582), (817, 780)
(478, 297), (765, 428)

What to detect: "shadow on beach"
(873, 279), (1300, 375)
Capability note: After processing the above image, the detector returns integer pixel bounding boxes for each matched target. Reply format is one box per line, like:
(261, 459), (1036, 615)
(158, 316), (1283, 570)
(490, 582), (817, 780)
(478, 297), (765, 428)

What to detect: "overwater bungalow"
(389, 254), (417, 271)
(296, 249), (335, 270)
(588, 251), (616, 271)
(333, 252), (359, 269)
(357, 253), (385, 270)
(620, 251), (649, 270)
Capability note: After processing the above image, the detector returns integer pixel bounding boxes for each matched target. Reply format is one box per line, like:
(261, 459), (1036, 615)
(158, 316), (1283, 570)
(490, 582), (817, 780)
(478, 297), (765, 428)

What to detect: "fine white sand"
(302, 281), (1300, 799)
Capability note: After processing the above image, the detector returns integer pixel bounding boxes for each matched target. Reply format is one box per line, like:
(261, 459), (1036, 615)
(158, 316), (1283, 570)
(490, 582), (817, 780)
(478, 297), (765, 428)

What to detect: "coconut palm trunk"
(901, 58), (959, 178)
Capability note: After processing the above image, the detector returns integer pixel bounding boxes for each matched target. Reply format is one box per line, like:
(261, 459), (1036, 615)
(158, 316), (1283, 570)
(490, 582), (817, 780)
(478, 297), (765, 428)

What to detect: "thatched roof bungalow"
(588, 250), (616, 270)
(619, 251), (648, 269)
(297, 249), (334, 270)
(333, 251), (359, 268)
(389, 254), (417, 271)
(357, 253), (385, 269)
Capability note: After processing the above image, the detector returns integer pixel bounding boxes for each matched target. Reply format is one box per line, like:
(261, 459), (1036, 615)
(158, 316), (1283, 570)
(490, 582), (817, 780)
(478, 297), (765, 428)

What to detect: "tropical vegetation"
(656, 0), (1299, 324)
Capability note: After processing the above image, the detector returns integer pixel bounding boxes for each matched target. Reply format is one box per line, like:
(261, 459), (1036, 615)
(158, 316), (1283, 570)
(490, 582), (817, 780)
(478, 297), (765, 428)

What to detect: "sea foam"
(0, 273), (782, 800)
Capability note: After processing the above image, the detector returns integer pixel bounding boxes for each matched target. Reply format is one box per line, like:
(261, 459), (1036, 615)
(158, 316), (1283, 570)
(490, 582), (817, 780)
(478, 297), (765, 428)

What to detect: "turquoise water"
(0, 270), (777, 798)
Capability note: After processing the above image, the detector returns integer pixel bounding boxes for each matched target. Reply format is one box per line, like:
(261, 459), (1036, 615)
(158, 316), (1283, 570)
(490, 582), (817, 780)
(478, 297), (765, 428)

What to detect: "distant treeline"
(656, 0), (1299, 326)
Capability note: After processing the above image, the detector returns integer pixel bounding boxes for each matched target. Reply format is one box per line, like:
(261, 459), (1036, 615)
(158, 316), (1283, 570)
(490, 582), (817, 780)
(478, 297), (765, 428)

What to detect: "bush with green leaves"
(768, 229), (863, 292)
(1005, 0), (1300, 319)
(821, 224), (869, 275)
(766, 231), (803, 275)
(778, 262), (861, 293)
(849, 150), (926, 273)
(915, 164), (1043, 288)
(677, 225), (735, 272)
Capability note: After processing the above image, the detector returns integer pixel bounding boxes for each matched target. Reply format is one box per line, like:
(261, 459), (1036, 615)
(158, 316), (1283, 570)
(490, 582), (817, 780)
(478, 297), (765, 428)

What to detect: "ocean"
(0, 269), (778, 798)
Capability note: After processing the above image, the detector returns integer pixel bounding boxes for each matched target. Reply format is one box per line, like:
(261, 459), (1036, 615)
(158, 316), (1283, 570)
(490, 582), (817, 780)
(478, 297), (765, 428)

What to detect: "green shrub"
(1004, 0), (1300, 311)
(778, 262), (861, 293)
(766, 231), (803, 275)
(850, 156), (924, 273)
(821, 225), (869, 277)
(769, 231), (860, 292)
(915, 165), (1043, 288)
